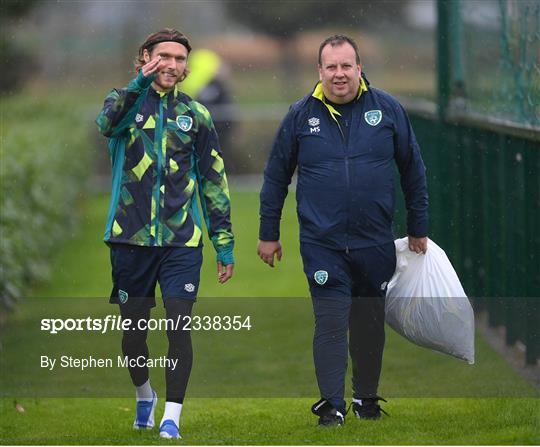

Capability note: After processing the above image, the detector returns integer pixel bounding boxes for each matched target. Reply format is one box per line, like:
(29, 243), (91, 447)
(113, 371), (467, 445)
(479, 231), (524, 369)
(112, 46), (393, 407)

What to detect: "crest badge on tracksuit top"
(176, 115), (193, 132)
(364, 110), (382, 126)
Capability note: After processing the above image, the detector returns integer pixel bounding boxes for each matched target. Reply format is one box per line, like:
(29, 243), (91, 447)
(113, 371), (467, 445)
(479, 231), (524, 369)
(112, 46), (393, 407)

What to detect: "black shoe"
(311, 399), (345, 427)
(351, 396), (388, 420)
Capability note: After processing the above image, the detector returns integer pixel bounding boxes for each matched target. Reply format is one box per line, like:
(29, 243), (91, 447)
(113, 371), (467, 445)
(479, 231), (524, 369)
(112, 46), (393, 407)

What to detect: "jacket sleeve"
(393, 102), (429, 237)
(259, 107), (299, 241)
(193, 102), (235, 265)
(95, 72), (154, 138)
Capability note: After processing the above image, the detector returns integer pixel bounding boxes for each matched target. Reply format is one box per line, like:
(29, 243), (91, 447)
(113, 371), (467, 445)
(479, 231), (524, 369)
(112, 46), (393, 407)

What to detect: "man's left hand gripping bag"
(385, 237), (475, 364)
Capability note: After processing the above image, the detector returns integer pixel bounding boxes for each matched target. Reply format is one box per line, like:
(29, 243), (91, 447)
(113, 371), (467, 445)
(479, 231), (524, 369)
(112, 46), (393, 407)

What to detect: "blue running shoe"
(133, 390), (157, 429)
(159, 419), (181, 439)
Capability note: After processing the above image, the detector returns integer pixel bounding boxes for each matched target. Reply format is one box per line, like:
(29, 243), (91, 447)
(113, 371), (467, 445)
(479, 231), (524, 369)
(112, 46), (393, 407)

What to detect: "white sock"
(135, 380), (153, 401)
(353, 398), (363, 406)
(161, 402), (182, 428)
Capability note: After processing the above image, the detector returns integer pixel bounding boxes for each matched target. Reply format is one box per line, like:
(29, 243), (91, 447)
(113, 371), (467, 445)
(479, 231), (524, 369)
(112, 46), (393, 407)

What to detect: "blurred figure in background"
(182, 49), (235, 154)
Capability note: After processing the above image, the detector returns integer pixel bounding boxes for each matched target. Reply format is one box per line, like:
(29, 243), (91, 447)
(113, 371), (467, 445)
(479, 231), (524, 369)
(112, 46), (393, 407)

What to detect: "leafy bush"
(0, 93), (94, 309)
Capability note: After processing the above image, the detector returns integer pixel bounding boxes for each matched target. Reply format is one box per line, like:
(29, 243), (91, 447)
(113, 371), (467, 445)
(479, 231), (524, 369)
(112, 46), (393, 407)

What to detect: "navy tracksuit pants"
(300, 241), (396, 413)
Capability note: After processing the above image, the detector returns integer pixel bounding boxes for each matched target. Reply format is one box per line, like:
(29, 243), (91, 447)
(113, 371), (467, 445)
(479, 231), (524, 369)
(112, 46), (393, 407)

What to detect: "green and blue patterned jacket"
(96, 72), (234, 264)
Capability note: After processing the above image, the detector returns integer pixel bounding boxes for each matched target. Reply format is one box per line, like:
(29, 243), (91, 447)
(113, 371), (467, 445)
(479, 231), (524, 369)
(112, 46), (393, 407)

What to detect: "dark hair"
(134, 28), (192, 76)
(318, 34), (361, 65)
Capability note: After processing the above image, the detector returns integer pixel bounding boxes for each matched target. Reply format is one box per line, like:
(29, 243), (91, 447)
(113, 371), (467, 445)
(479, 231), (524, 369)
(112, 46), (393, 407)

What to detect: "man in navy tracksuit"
(258, 35), (428, 426)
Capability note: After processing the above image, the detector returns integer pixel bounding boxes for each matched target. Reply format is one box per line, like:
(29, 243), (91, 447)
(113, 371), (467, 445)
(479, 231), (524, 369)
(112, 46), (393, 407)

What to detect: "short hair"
(134, 28), (192, 78)
(318, 34), (361, 66)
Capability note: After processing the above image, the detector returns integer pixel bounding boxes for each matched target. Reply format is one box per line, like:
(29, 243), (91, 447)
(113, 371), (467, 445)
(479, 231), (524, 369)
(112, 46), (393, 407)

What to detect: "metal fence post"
(437, 0), (451, 121)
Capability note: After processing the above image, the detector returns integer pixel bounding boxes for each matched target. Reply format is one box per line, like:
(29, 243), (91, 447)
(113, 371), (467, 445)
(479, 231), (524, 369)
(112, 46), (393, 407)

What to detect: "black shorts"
(109, 244), (203, 309)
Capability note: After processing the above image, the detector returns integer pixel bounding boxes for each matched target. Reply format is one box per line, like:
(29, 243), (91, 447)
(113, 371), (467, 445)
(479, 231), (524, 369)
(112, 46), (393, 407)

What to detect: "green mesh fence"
(454, 0), (539, 126)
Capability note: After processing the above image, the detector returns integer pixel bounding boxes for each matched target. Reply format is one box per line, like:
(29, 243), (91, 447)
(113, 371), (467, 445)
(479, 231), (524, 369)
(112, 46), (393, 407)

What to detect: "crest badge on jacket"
(364, 110), (382, 126)
(177, 115), (193, 132)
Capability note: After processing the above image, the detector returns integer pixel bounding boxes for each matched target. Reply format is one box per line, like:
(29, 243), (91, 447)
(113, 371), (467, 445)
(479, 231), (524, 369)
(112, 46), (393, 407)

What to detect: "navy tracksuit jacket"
(259, 79), (428, 248)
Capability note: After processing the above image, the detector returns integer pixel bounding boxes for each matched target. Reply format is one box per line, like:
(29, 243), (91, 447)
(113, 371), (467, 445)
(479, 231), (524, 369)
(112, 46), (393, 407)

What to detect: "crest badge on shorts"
(364, 110), (382, 126)
(118, 289), (129, 304)
(176, 115), (193, 132)
(314, 270), (329, 285)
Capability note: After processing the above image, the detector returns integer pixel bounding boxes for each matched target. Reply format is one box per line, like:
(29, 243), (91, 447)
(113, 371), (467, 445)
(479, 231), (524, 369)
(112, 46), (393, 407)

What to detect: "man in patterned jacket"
(96, 28), (234, 440)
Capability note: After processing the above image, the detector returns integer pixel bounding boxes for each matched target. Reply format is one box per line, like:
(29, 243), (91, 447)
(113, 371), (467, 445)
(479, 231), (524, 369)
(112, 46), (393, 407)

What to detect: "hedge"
(0, 93), (94, 309)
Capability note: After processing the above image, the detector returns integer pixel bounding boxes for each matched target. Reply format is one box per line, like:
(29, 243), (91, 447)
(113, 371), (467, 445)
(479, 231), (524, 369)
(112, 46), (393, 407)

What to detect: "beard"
(154, 72), (180, 91)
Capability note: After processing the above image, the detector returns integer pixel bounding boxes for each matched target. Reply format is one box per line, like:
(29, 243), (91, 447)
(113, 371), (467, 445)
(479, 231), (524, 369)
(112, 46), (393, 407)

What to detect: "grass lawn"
(1, 190), (538, 445)
(1, 397), (538, 445)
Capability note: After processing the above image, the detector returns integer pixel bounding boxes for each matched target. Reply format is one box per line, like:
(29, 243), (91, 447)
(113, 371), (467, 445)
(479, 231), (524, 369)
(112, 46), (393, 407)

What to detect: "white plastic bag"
(385, 237), (475, 364)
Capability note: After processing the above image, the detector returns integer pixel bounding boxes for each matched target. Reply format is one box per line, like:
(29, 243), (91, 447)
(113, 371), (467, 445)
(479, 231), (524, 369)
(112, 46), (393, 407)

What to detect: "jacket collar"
(311, 76), (368, 119)
(149, 84), (181, 101)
